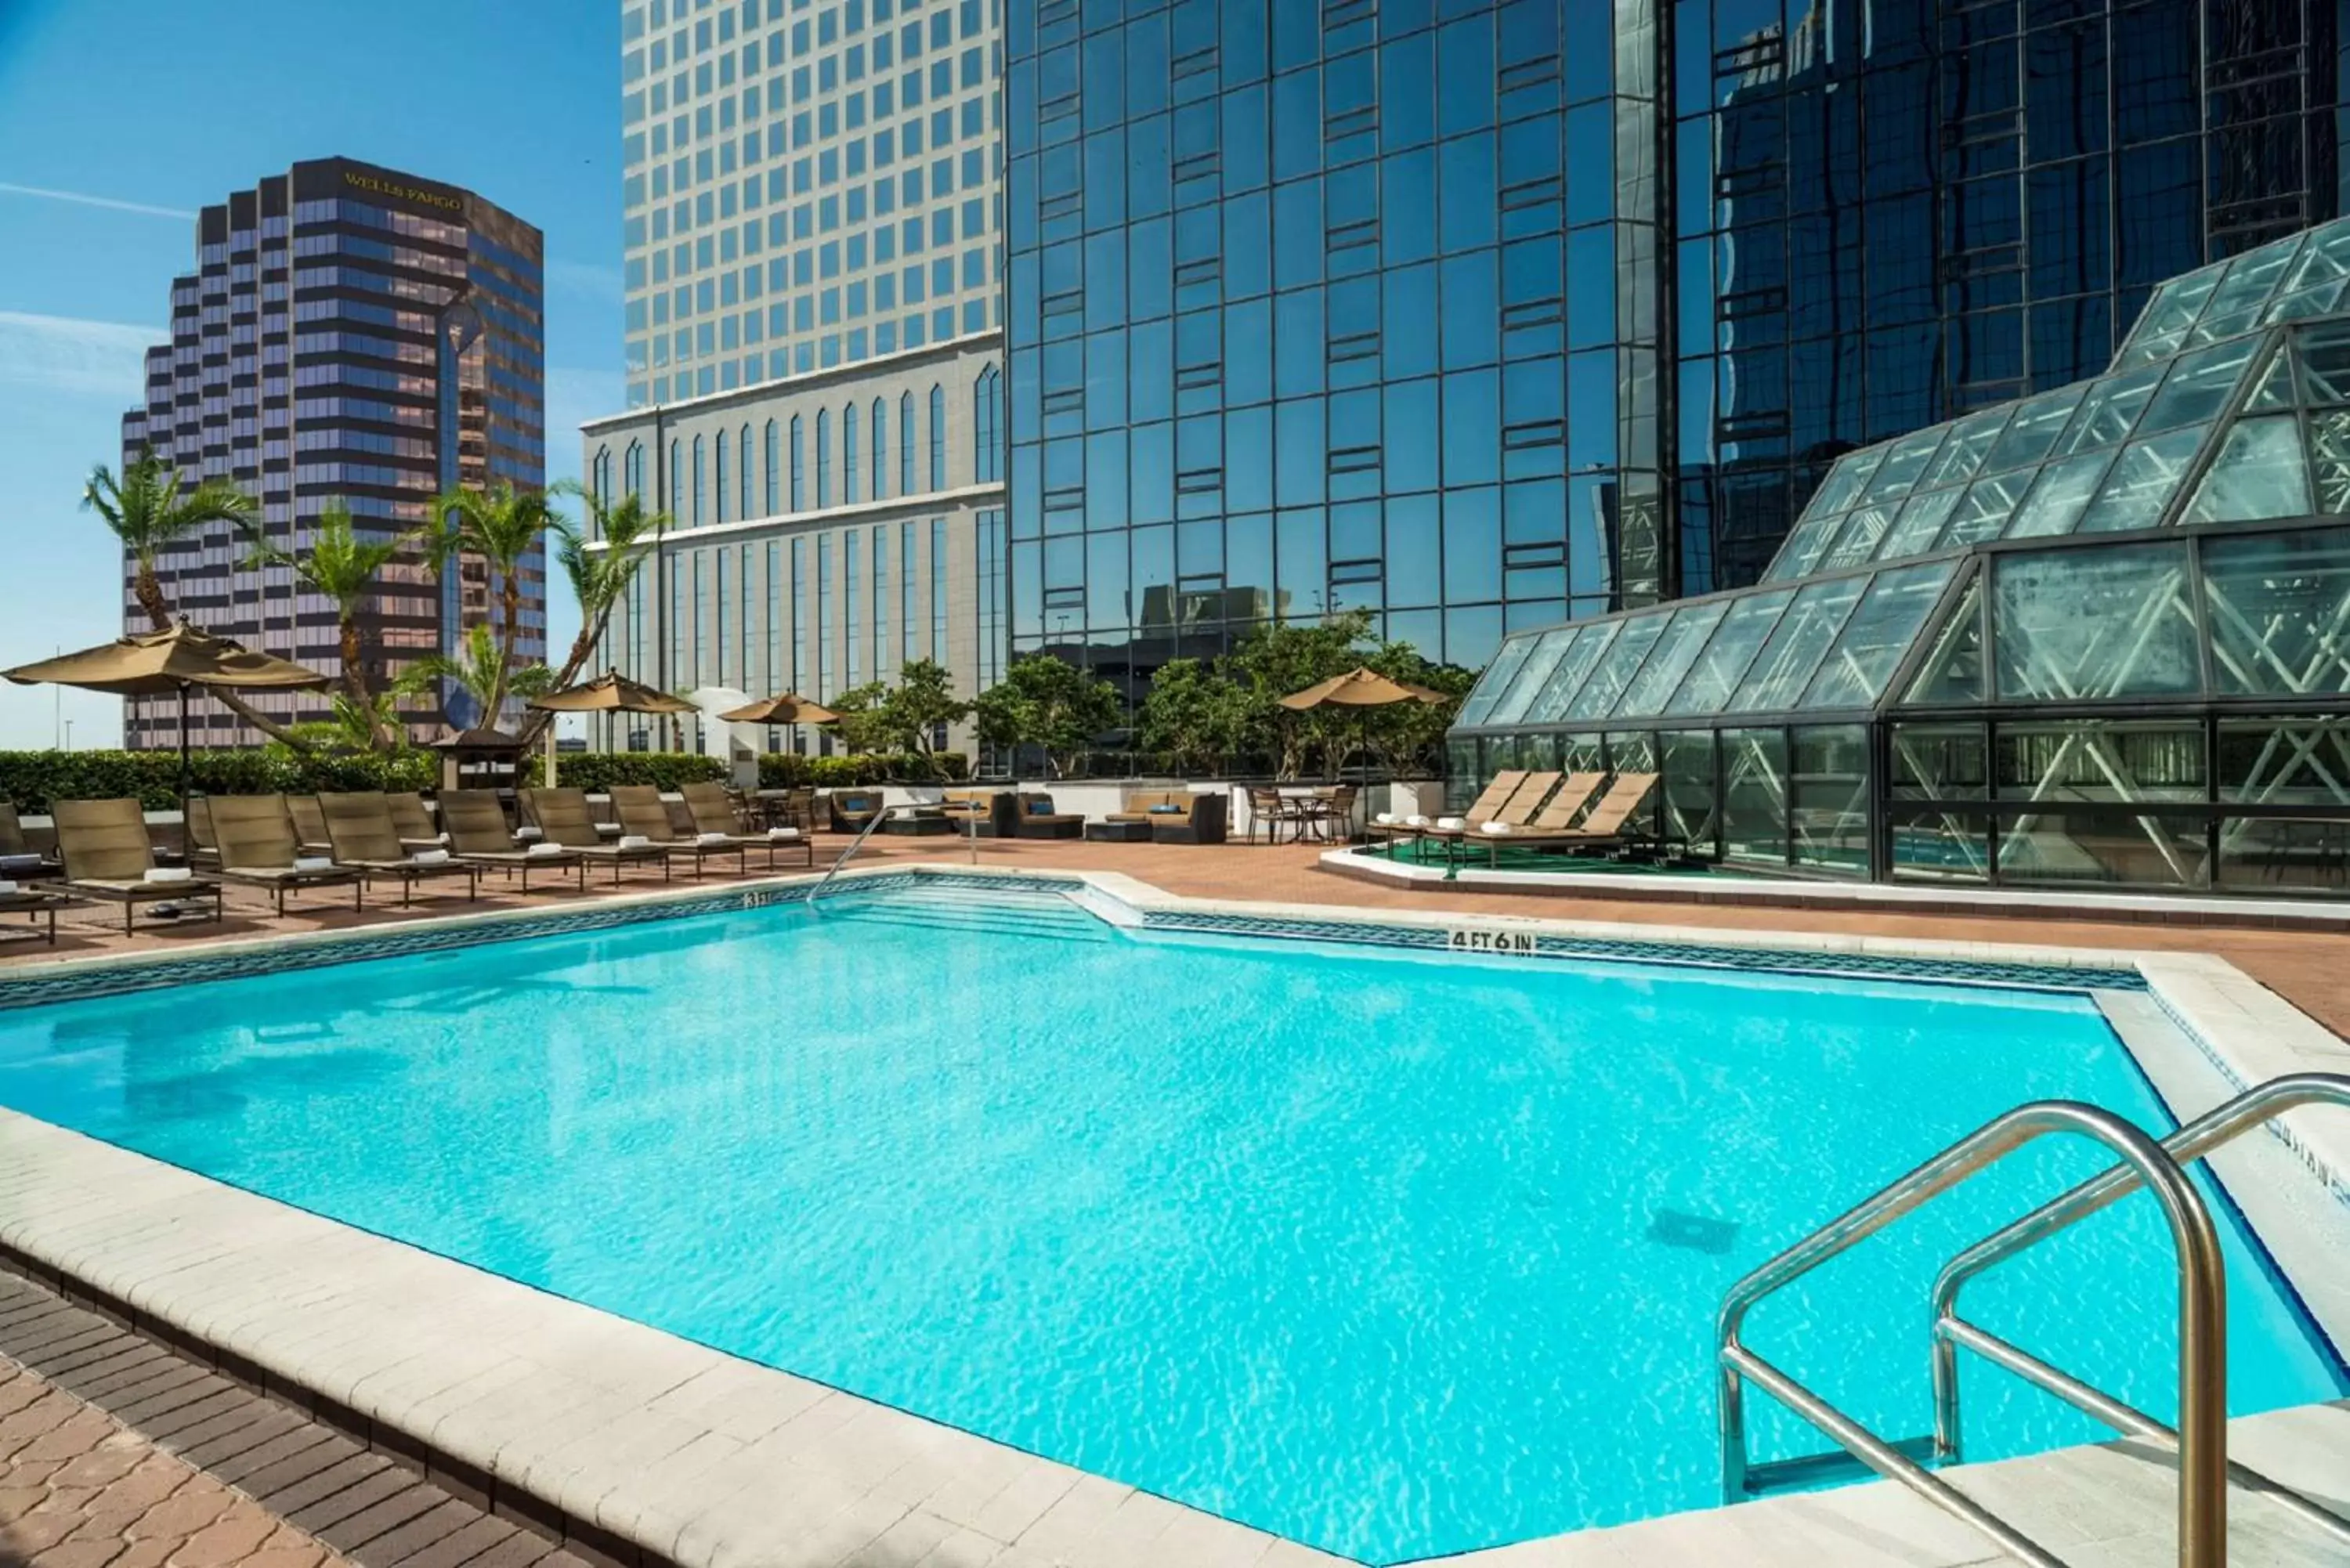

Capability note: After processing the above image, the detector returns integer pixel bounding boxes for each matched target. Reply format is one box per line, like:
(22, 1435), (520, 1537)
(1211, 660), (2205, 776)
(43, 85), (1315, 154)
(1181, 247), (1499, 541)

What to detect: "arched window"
(844, 403), (860, 504)
(739, 424), (754, 518)
(790, 415), (804, 510)
(927, 384), (945, 490)
(898, 392), (915, 497)
(870, 398), (888, 500)
(714, 429), (730, 523)
(668, 439), (683, 522)
(973, 365), (1002, 483)
(815, 409), (831, 507)
(763, 421), (779, 515)
(591, 445), (610, 504)
(624, 440), (644, 501)
(691, 435), (706, 526)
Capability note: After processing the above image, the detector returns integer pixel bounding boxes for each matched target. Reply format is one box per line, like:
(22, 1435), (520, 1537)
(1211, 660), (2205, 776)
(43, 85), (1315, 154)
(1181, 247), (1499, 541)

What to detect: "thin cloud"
(547, 258), (624, 302)
(0, 181), (193, 221)
(0, 313), (163, 398)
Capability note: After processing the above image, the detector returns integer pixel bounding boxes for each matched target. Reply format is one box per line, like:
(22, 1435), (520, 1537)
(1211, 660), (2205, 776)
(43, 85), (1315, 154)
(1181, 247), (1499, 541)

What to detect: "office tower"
(594, 0), (1008, 749)
(118, 156), (547, 748)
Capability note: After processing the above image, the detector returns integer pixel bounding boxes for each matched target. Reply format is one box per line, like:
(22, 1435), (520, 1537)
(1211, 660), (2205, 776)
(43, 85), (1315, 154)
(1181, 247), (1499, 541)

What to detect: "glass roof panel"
(1983, 386), (2088, 472)
(2246, 345), (2298, 410)
(1477, 627), (1575, 726)
(2179, 414), (2311, 526)
(1565, 612), (1670, 719)
(1900, 572), (1985, 705)
(1992, 541), (2201, 701)
(2189, 237), (2305, 336)
(2135, 338), (2258, 434)
(2310, 408), (2350, 514)
(1612, 600), (1729, 717)
(1799, 561), (1957, 710)
(2117, 264), (2224, 366)
(2276, 215), (2350, 295)
(1665, 589), (1793, 714)
(1858, 425), (1950, 507)
(1726, 576), (1867, 713)
(2295, 320), (2350, 404)
(1936, 469), (2035, 549)
(1875, 488), (1964, 560)
(1805, 446), (1889, 516)
(1522, 618), (1621, 721)
(1454, 633), (1537, 726)
(2002, 449), (2117, 539)
(2265, 276), (2348, 326)
(2073, 424), (2207, 533)
(1914, 406), (2013, 491)
(2203, 526), (2350, 695)
(2053, 365), (2166, 457)
(1763, 505), (1853, 583)
(1816, 504), (1898, 573)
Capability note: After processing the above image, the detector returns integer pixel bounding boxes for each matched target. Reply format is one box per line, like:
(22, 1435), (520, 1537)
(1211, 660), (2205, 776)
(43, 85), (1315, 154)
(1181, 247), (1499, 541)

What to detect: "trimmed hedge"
(546, 752), (730, 793)
(756, 751), (970, 787)
(0, 749), (437, 813)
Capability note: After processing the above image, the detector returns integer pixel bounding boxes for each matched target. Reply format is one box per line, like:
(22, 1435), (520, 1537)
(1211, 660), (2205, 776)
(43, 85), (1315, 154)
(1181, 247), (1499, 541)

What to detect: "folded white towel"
(143, 866), (193, 884)
(1372, 811), (1396, 825)
(524, 842), (566, 858)
(435, 833), (451, 845)
(1480, 821), (1513, 835)
(409, 848), (451, 865)
(616, 833), (651, 849)
(0, 881), (17, 898)
(696, 831), (729, 845)
(767, 826), (801, 840)
(293, 856), (334, 873)
(0, 854), (41, 873)
(514, 826), (544, 841)
(1405, 814), (1430, 827)
(1436, 817), (1466, 831)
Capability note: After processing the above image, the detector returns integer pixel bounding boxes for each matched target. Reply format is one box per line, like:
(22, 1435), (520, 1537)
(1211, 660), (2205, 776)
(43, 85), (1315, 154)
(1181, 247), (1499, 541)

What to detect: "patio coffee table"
(1084, 821), (1155, 843)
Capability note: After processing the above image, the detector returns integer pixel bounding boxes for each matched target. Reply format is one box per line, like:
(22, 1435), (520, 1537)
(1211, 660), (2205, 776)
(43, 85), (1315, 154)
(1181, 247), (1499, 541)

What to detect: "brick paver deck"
(0, 1271), (587, 1568)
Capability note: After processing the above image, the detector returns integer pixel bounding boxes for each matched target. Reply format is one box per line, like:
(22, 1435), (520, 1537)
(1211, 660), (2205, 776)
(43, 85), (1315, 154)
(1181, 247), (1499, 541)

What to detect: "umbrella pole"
(178, 681), (192, 843)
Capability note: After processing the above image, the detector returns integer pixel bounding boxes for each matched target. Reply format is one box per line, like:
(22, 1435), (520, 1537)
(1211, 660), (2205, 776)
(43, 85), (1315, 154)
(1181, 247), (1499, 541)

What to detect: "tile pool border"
(0, 865), (2343, 1568)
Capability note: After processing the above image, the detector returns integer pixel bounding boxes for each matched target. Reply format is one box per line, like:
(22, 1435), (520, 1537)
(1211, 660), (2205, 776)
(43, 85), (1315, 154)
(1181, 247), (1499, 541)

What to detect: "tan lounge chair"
(680, 782), (814, 870)
(385, 791), (446, 850)
(316, 793), (482, 906)
(0, 802), (61, 881)
(207, 794), (365, 916)
(611, 786), (748, 877)
(1457, 772), (1607, 867)
(49, 797), (225, 934)
(439, 789), (587, 892)
(285, 794), (333, 856)
(1510, 771), (1664, 857)
(1365, 769), (1526, 847)
(183, 796), (221, 868)
(523, 788), (673, 883)
(1415, 771), (1564, 858)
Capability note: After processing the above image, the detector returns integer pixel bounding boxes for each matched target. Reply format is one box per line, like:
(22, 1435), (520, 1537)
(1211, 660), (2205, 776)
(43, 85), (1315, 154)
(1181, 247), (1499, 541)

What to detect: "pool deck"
(0, 844), (2347, 1566)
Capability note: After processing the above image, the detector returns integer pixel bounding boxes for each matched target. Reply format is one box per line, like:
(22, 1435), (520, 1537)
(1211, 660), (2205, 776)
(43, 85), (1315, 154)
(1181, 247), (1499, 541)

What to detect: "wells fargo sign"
(342, 170), (463, 212)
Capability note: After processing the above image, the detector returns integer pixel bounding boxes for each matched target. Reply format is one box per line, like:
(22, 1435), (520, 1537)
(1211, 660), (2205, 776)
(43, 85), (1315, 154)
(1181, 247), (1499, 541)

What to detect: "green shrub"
(758, 751), (969, 787)
(0, 749), (436, 813)
(547, 752), (729, 793)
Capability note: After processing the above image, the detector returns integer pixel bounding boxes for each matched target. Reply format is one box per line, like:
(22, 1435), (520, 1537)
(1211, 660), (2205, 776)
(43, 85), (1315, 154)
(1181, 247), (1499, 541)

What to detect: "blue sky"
(0, 0), (622, 747)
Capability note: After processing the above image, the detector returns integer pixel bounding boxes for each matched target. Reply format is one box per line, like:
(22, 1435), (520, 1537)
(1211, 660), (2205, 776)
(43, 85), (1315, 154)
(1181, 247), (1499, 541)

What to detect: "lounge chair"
(1455, 772), (1607, 868)
(0, 802), (61, 881)
(1014, 792), (1083, 838)
(827, 788), (885, 832)
(285, 793), (333, 856)
(207, 794), (366, 916)
(183, 796), (221, 868)
(1413, 771), (1564, 860)
(385, 791), (446, 850)
(48, 797), (225, 934)
(1365, 770), (1526, 848)
(522, 788), (673, 883)
(1104, 789), (1228, 844)
(938, 788), (1017, 838)
(1508, 771), (1665, 858)
(316, 793), (482, 906)
(681, 782), (814, 870)
(439, 789), (587, 892)
(611, 785), (750, 877)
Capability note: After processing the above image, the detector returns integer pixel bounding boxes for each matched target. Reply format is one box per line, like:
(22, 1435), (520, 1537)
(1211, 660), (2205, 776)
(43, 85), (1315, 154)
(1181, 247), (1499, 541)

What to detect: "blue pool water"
(0, 883), (2338, 1563)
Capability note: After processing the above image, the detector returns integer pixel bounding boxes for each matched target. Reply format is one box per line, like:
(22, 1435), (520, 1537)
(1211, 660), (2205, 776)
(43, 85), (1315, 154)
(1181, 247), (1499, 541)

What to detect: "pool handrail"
(1715, 1100), (2225, 1568)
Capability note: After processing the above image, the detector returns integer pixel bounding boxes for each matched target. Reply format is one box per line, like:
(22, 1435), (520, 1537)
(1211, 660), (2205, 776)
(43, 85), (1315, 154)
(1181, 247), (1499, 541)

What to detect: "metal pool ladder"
(801, 801), (896, 904)
(1716, 1072), (2350, 1568)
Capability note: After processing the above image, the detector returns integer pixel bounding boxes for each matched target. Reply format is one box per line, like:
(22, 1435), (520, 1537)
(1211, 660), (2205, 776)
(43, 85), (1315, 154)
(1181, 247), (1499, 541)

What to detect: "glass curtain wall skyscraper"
(1004, 0), (2348, 729)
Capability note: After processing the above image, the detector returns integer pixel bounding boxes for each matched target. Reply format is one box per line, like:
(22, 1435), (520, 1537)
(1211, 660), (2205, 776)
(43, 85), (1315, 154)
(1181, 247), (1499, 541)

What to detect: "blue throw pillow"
(1148, 804), (1183, 815)
(1026, 800), (1054, 815)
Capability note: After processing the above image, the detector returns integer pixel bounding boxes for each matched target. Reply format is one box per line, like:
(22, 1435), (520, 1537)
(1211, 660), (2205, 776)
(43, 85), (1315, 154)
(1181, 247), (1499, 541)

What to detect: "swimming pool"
(0, 880), (2337, 1563)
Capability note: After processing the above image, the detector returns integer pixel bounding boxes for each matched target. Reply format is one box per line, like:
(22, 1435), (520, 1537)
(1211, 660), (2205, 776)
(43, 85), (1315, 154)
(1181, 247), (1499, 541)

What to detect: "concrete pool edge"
(0, 870), (2345, 1566)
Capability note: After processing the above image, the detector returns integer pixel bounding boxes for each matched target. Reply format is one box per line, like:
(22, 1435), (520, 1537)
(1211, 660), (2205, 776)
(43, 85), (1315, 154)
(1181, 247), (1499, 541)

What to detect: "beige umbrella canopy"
(718, 692), (841, 724)
(2, 621), (331, 804)
(526, 668), (698, 714)
(1278, 666), (1447, 710)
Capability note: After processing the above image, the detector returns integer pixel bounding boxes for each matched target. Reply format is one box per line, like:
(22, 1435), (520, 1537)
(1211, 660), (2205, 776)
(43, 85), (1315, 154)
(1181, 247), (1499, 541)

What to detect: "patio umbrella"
(717, 692), (840, 725)
(529, 669), (700, 773)
(2, 622), (330, 811)
(1278, 666), (1447, 785)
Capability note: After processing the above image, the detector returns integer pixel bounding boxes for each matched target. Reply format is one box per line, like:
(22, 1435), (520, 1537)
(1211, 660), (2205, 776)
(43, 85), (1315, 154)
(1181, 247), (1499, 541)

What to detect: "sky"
(0, 0), (622, 748)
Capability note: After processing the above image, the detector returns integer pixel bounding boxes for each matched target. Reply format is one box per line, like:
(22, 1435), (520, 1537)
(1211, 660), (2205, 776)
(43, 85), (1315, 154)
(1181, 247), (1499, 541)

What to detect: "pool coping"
(0, 865), (2344, 1568)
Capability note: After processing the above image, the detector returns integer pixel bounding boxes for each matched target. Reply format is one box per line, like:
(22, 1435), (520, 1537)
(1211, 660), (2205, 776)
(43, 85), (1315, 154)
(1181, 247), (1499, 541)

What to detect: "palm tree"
(240, 500), (418, 750)
(515, 485), (664, 748)
(393, 623), (555, 724)
(425, 480), (555, 722)
(82, 450), (305, 747)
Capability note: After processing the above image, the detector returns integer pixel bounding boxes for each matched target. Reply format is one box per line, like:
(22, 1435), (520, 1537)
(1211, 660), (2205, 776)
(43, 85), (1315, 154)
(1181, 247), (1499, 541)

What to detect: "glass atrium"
(1445, 219), (2350, 896)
